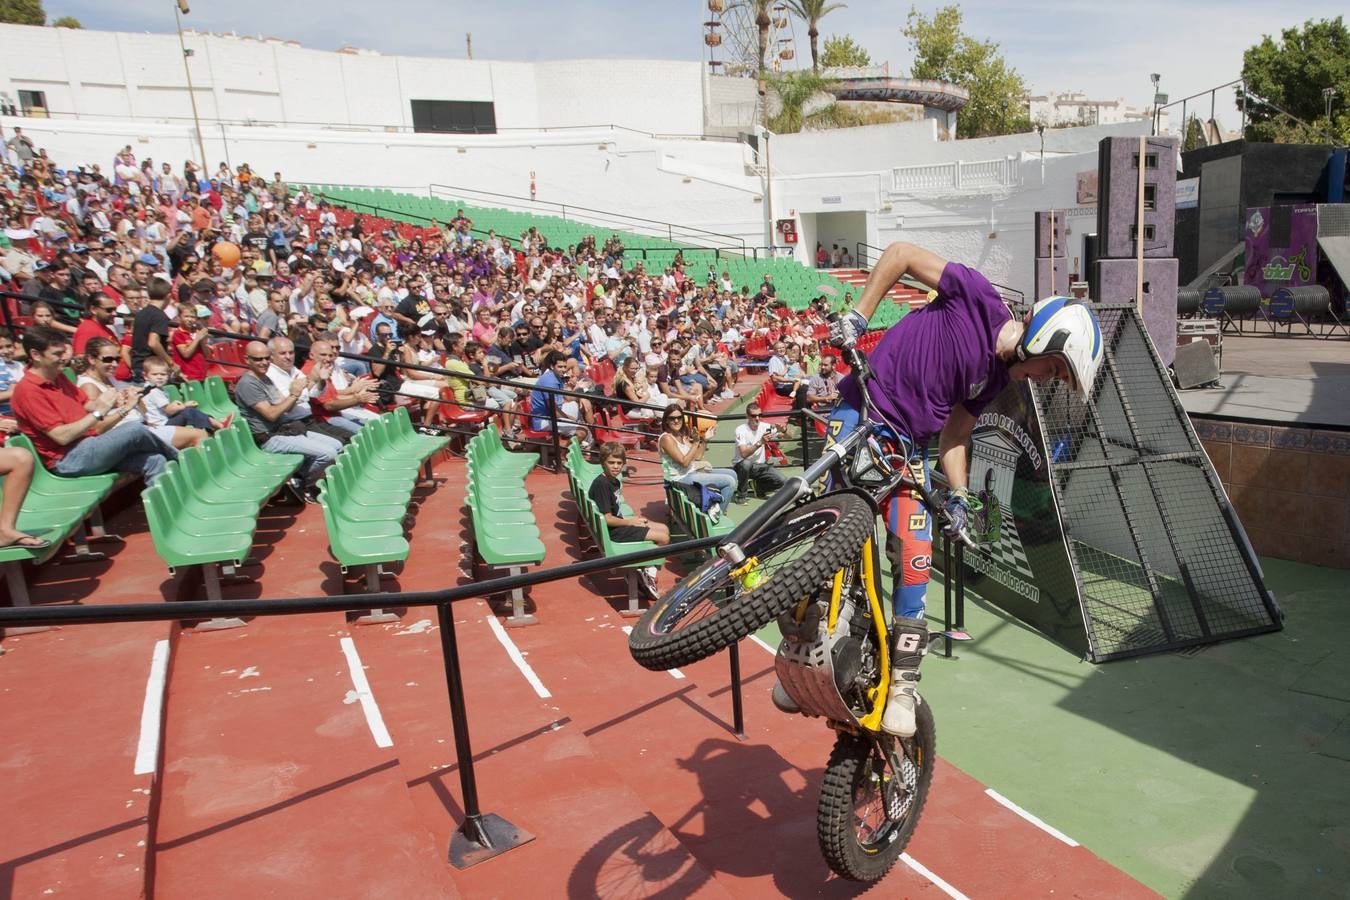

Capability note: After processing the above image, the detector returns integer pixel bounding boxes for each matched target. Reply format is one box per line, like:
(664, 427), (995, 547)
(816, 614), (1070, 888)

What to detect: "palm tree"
(786, 0), (847, 72)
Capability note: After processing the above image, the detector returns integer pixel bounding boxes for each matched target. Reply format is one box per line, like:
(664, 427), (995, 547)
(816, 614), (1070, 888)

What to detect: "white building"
(1026, 90), (1167, 132)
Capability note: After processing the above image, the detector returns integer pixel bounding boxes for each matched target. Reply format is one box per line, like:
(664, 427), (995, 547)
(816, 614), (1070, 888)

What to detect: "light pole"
(174, 0), (209, 177)
(1149, 73), (1161, 136)
(1324, 87), (1338, 124)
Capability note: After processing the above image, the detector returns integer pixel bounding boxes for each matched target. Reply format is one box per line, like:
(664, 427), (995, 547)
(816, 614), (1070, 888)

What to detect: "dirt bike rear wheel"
(627, 492), (874, 671)
(817, 701), (936, 882)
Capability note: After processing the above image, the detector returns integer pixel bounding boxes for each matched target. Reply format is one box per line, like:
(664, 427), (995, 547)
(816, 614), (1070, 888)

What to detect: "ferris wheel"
(704, 0), (798, 78)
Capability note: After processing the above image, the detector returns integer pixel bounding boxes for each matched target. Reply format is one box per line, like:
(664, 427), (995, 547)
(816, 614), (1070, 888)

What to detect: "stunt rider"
(774, 241), (1103, 738)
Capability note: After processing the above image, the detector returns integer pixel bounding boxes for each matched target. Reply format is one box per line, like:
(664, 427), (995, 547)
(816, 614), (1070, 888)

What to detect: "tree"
(1238, 17), (1350, 144)
(820, 34), (871, 68)
(902, 4), (1031, 139)
(1182, 115), (1205, 152)
(51, 14), (80, 27)
(0, 0), (45, 26)
(785, 0), (846, 73)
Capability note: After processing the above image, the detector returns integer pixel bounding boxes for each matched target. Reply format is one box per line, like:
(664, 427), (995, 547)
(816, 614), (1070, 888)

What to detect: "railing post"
(548, 391), (562, 473)
(437, 601), (534, 867)
(728, 640), (747, 740)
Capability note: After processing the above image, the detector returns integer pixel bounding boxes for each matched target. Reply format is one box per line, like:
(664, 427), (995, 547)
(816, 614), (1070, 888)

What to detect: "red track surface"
(1, 420), (1156, 897)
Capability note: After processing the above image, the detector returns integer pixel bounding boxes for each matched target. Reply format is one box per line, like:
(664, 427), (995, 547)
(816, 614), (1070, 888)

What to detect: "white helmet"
(1017, 297), (1103, 399)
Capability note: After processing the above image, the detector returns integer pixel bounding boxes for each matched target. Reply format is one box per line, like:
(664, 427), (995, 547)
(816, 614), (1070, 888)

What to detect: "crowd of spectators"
(0, 135), (850, 520)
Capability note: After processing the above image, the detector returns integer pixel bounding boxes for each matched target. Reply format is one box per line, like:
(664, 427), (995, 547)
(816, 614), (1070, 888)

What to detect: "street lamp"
(1324, 87), (1338, 123)
(174, 0), (208, 177)
(1149, 73), (1161, 136)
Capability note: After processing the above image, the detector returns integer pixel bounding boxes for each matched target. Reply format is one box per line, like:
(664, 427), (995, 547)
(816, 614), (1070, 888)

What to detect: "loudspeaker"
(1173, 339), (1220, 389)
(1095, 257), (1179, 365)
(1084, 233), (1100, 300)
(1035, 258), (1070, 298)
(1097, 136), (1178, 258)
(1034, 211), (1066, 258)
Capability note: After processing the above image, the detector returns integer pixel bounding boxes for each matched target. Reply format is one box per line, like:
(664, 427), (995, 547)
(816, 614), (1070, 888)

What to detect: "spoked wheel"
(817, 702), (936, 883)
(627, 493), (874, 671)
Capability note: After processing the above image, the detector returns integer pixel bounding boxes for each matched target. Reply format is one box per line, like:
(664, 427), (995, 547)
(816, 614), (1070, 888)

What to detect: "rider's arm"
(852, 242), (948, 322)
(937, 404), (978, 493)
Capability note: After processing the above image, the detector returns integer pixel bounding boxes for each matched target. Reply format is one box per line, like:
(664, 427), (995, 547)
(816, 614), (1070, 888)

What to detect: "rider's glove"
(828, 310), (868, 349)
(943, 489), (971, 540)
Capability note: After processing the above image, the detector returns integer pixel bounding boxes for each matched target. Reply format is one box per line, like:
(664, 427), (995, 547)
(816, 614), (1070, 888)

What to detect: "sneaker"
(771, 679), (801, 714)
(708, 506), (722, 524)
(639, 566), (661, 600)
(718, 390), (736, 400)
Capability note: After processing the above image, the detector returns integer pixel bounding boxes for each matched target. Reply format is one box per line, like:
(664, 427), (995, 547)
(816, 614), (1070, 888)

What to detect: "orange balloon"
(212, 241), (241, 267)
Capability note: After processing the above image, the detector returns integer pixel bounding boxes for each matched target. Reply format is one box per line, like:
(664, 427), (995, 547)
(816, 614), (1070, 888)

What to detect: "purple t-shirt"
(839, 262), (1011, 443)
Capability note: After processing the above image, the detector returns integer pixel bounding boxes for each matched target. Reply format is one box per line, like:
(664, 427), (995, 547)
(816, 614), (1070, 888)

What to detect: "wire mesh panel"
(1036, 305), (1281, 660)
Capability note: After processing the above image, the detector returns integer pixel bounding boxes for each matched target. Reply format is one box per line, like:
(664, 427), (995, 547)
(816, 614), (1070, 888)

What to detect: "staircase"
(827, 267), (931, 309)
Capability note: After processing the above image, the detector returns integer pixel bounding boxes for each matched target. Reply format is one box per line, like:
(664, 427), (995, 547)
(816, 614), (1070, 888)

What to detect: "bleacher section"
(466, 425), (546, 625)
(0, 434), (117, 613)
(307, 185), (858, 312)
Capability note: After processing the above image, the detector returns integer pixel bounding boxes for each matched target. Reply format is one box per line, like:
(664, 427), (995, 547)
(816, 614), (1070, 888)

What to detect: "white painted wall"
(0, 23), (705, 136)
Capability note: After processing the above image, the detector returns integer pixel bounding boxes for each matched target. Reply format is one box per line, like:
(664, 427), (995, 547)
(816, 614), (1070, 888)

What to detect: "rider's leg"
(881, 456), (932, 738)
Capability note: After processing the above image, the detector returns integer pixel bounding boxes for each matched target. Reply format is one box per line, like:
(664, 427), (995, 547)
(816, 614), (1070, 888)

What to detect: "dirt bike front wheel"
(817, 701), (936, 883)
(627, 492), (874, 672)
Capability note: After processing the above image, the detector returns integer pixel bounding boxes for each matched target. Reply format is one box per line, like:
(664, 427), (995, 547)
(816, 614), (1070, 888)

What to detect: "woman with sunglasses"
(77, 338), (207, 450)
(657, 407), (736, 518)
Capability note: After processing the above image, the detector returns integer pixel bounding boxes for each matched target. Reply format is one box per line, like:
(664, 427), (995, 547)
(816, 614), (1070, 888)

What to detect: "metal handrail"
(0, 531), (735, 867)
(427, 183), (747, 251)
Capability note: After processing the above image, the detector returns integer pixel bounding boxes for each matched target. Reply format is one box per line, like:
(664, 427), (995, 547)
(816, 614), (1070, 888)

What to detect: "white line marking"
(985, 788), (1080, 846)
(133, 640), (170, 775)
(900, 853), (969, 900)
(486, 615), (552, 698)
(748, 633), (777, 655)
(339, 637), (393, 748)
(622, 627), (684, 679)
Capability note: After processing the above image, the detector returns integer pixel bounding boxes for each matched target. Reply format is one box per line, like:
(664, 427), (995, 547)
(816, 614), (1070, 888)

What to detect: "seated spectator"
(141, 357), (227, 432)
(588, 440), (666, 599)
(234, 339), (343, 498)
(170, 304), (210, 381)
(265, 335), (354, 440)
(530, 350), (592, 443)
(130, 276), (176, 382)
(78, 339), (208, 450)
(303, 339), (380, 431)
(11, 326), (171, 484)
(0, 444), (46, 550)
(0, 328), (25, 417)
(72, 293), (121, 358)
(803, 351), (842, 412)
(658, 406), (736, 519)
(612, 356), (655, 420)
(731, 403), (786, 504)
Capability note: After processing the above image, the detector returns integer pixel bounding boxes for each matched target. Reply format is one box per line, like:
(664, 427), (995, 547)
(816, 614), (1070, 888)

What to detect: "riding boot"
(771, 679), (800, 714)
(880, 615), (927, 737)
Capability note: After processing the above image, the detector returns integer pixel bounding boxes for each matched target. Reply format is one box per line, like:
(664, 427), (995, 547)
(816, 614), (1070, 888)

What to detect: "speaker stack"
(1033, 210), (1069, 298)
(1093, 136), (1180, 366)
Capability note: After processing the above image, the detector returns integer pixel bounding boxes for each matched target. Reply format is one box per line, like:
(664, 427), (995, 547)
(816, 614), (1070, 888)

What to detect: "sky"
(47, 1), (1349, 131)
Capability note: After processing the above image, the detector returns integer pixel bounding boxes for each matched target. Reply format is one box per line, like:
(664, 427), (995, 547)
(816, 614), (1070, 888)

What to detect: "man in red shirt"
(72, 294), (121, 357)
(10, 326), (170, 483)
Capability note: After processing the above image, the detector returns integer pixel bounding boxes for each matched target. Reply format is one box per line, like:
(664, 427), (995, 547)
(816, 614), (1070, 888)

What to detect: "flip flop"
(0, 535), (51, 550)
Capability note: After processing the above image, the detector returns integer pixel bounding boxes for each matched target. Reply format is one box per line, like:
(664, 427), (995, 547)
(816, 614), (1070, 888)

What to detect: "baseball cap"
(33, 260), (51, 272)
(192, 277), (215, 293)
(138, 253), (159, 266)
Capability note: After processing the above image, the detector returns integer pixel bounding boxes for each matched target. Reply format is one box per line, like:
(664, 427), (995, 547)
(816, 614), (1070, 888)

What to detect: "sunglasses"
(246, 354), (271, 361)
(97, 355), (119, 363)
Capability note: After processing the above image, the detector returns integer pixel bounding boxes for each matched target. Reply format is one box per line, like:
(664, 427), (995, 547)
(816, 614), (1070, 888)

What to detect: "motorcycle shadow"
(567, 737), (876, 898)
